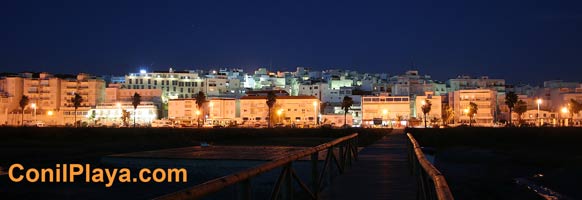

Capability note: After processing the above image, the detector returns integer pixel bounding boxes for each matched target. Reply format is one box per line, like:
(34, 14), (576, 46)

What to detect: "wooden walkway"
(322, 129), (417, 200)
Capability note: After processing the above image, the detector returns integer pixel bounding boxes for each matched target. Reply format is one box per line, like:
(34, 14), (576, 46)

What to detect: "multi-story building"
(105, 84), (162, 103)
(239, 96), (319, 127)
(87, 101), (158, 126)
(449, 89), (497, 126)
(168, 98), (237, 126)
(361, 95), (411, 127)
(0, 72), (104, 126)
(413, 91), (443, 122)
(447, 75), (505, 93)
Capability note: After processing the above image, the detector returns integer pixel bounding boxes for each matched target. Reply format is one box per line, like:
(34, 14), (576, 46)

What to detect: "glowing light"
(277, 109), (283, 116)
(463, 108), (469, 114)
(140, 69), (147, 74)
(312, 101), (317, 107)
(47, 111), (54, 116)
(116, 102), (121, 107)
(537, 99), (542, 105)
(383, 109), (388, 115)
(31, 103), (36, 109)
(196, 110), (201, 116)
(561, 107), (569, 114)
(421, 100), (426, 105)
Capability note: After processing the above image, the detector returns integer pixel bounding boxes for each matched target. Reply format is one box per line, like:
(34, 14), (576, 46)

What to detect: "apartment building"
(239, 96), (319, 127)
(449, 89), (497, 126)
(361, 95), (411, 127)
(168, 98), (237, 125)
(413, 91), (443, 121)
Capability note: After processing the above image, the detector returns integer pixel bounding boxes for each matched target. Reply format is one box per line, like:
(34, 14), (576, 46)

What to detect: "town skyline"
(0, 65), (579, 86)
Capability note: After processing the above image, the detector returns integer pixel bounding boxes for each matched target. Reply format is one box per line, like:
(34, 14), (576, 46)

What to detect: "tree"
(132, 92), (142, 127)
(121, 109), (131, 127)
(505, 92), (518, 126)
(468, 102), (478, 127)
(71, 93), (83, 127)
(568, 99), (582, 125)
(421, 100), (432, 128)
(514, 100), (528, 125)
(19, 95), (29, 126)
(341, 96), (353, 127)
(89, 110), (98, 126)
(442, 104), (454, 126)
(266, 91), (277, 128)
(195, 91), (207, 128)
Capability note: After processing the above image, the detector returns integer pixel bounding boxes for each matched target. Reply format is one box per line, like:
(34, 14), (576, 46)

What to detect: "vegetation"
(468, 102), (478, 127)
(71, 93), (83, 127)
(568, 99), (582, 122)
(421, 99), (432, 128)
(514, 100), (528, 125)
(505, 91), (518, 126)
(121, 109), (131, 126)
(132, 92), (142, 127)
(341, 96), (353, 126)
(195, 91), (207, 127)
(18, 95), (29, 126)
(442, 104), (454, 126)
(266, 91), (277, 128)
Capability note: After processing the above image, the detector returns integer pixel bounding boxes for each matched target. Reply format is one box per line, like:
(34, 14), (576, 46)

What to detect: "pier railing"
(154, 133), (359, 200)
(407, 133), (454, 200)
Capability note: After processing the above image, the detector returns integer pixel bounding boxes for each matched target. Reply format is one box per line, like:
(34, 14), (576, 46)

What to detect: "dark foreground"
(0, 127), (388, 199)
(408, 127), (582, 200)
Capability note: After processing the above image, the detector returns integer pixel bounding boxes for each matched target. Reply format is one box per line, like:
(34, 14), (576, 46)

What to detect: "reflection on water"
(514, 174), (571, 200)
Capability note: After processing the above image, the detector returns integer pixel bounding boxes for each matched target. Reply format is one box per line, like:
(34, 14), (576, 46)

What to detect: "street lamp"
(536, 99), (542, 126)
(313, 101), (318, 125)
(277, 109), (283, 124)
(383, 109), (388, 127)
(562, 106), (569, 127)
(195, 110), (201, 127)
(31, 103), (37, 122)
(47, 110), (54, 126)
(209, 102), (214, 119)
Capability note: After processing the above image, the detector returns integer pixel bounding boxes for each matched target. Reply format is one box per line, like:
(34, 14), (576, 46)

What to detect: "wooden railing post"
(339, 143), (345, 170)
(281, 163), (293, 200)
(311, 153), (320, 200)
(237, 178), (251, 200)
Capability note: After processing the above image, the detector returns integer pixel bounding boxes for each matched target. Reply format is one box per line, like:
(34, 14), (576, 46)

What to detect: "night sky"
(1, 0), (581, 84)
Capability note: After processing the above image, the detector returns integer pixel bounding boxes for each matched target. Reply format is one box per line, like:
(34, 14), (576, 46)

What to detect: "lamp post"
(312, 101), (318, 126)
(31, 103), (37, 122)
(209, 102), (214, 119)
(463, 108), (469, 125)
(195, 110), (201, 127)
(47, 110), (53, 126)
(536, 99), (542, 126)
(561, 106), (569, 127)
(383, 109), (388, 127)
(277, 109), (283, 125)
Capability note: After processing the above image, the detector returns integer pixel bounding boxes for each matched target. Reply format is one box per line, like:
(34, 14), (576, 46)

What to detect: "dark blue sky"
(1, 0), (581, 85)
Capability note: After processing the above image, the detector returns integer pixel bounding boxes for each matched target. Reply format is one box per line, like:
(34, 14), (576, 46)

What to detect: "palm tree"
(514, 100), (527, 125)
(505, 92), (518, 126)
(442, 104), (454, 126)
(19, 95), (29, 126)
(71, 93), (83, 127)
(341, 96), (353, 127)
(131, 92), (142, 127)
(421, 100), (432, 128)
(194, 91), (207, 128)
(266, 91), (277, 128)
(468, 102), (478, 127)
(568, 99), (582, 126)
